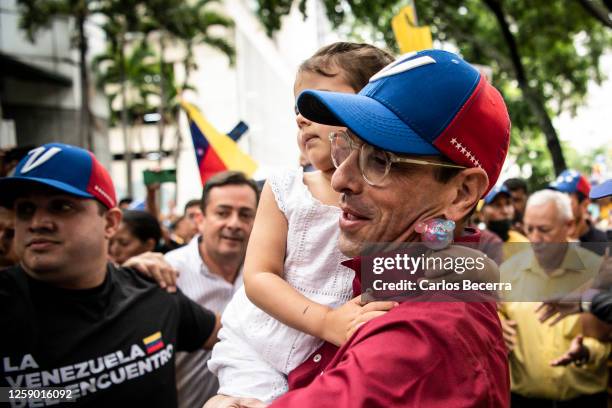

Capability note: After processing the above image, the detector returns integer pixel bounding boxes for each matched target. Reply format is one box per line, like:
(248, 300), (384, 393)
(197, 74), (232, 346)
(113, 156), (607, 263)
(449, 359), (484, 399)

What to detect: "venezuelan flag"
(143, 331), (165, 354)
(181, 101), (258, 185)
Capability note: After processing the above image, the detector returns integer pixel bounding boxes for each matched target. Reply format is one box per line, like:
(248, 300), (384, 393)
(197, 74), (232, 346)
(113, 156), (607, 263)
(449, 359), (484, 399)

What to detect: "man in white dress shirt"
(164, 171), (259, 408)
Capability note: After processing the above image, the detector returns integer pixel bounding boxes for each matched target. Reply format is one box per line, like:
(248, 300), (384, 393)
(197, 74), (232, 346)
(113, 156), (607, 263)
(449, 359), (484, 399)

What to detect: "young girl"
(208, 43), (396, 402)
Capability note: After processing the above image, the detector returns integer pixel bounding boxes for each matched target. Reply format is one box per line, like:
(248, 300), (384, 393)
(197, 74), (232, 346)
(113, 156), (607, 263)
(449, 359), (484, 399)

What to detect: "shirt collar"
(525, 243), (586, 278)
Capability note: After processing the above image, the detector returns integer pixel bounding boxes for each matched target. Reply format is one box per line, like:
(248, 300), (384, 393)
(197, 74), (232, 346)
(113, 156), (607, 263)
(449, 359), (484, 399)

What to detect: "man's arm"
(145, 181), (160, 219)
(174, 289), (220, 351)
(591, 290), (612, 325)
(203, 313), (222, 349)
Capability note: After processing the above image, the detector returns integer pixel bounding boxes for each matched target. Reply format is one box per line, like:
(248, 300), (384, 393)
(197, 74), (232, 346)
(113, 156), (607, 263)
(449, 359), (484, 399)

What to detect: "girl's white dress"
(208, 168), (354, 402)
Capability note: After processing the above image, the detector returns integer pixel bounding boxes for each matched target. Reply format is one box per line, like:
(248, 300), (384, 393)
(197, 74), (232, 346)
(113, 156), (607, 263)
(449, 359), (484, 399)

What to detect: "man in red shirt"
(210, 49), (511, 408)
(273, 49), (510, 407)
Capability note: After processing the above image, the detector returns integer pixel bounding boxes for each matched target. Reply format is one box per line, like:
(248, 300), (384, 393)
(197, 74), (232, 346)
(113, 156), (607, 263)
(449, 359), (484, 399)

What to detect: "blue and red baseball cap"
(297, 49), (511, 193)
(0, 143), (116, 208)
(548, 169), (591, 198)
(590, 179), (612, 200)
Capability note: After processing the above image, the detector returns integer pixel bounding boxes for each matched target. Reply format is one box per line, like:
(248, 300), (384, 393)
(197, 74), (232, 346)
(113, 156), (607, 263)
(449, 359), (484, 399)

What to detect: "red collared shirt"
(271, 229), (509, 407)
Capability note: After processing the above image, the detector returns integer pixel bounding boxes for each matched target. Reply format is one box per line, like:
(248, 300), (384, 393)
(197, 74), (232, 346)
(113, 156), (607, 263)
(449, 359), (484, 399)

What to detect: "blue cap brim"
(547, 184), (572, 194)
(484, 191), (510, 205)
(590, 180), (612, 199)
(0, 177), (94, 208)
(484, 185), (511, 205)
(297, 89), (440, 155)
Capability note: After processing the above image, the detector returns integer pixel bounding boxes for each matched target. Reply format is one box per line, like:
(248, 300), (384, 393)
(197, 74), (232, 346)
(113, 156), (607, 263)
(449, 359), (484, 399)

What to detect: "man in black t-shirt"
(0, 143), (219, 407)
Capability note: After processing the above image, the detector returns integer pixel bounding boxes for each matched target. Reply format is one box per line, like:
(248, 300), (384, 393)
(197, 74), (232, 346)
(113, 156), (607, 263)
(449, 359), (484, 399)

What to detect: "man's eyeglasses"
(328, 130), (466, 186)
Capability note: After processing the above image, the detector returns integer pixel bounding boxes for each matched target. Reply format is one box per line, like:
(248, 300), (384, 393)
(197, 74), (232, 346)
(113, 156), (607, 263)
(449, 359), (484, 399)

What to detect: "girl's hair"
(299, 42), (395, 92)
(121, 210), (162, 246)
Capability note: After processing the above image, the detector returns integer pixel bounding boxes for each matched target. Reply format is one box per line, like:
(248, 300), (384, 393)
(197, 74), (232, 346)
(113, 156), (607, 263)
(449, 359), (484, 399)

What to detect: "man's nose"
(331, 150), (362, 196)
(296, 113), (311, 129)
(225, 212), (242, 230)
(29, 208), (54, 231)
(528, 231), (541, 243)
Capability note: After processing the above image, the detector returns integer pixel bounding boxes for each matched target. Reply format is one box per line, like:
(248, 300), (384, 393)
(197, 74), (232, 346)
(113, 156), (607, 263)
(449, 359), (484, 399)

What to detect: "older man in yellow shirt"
(499, 189), (609, 407)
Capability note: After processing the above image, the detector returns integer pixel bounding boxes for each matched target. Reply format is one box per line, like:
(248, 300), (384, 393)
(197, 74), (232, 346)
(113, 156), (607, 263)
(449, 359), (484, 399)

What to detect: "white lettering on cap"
(371, 51), (417, 75)
(94, 185), (113, 204)
(21, 146), (62, 173)
(369, 55), (436, 83)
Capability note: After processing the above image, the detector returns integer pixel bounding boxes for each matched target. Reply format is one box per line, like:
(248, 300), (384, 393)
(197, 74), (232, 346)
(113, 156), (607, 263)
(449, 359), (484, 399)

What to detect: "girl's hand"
(346, 299), (400, 340)
(204, 395), (267, 408)
(322, 295), (398, 346)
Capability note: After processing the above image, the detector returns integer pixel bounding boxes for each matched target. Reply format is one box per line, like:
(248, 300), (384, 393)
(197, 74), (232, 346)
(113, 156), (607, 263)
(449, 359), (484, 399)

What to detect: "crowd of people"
(0, 42), (610, 408)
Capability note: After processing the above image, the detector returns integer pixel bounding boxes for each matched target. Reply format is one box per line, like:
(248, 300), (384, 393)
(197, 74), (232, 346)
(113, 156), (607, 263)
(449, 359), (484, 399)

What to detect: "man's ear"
(443, 168), (489, 222)
(104, 208), (122, 239)
(580, 198), (590, 213)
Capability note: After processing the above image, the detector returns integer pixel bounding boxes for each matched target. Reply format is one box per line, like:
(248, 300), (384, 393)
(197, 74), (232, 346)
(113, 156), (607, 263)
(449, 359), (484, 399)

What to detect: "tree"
(92, 42), (159, 126)
(91, 0), (234, 194)
(92, 36), (158, 196)
(140, 0), (235, 163)
(17, 0), (102, 150)
(578, 0), (612, 28)
(254, 0), (612, 177)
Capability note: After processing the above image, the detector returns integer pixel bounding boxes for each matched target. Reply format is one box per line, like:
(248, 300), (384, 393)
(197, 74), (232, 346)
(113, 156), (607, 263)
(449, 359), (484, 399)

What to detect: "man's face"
(199, 184), (257, 260)
(185, 205), (203, 237)
(0, 207), (17, 267)
(173, 217), (196, 243)
(185, 205), (203, 223)
(568, 193), (588, 222)
(482, 195), (514, 223)
(13, 190), (116, 282)
(524, 201), (571, 244)
(509, 189), (527, 218)
(330, 141), (455, 257)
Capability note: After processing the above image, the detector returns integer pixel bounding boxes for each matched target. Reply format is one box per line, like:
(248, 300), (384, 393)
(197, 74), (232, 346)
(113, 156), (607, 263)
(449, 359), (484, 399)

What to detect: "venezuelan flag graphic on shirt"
(181, 101), (258, 185)
(143, 331), (165, 354)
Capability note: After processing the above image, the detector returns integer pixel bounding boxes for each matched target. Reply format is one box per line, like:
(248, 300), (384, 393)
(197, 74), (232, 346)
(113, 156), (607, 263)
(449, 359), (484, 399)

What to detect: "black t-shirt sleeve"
(591, 290), (612, 325)
(174, 288), (217, 352)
